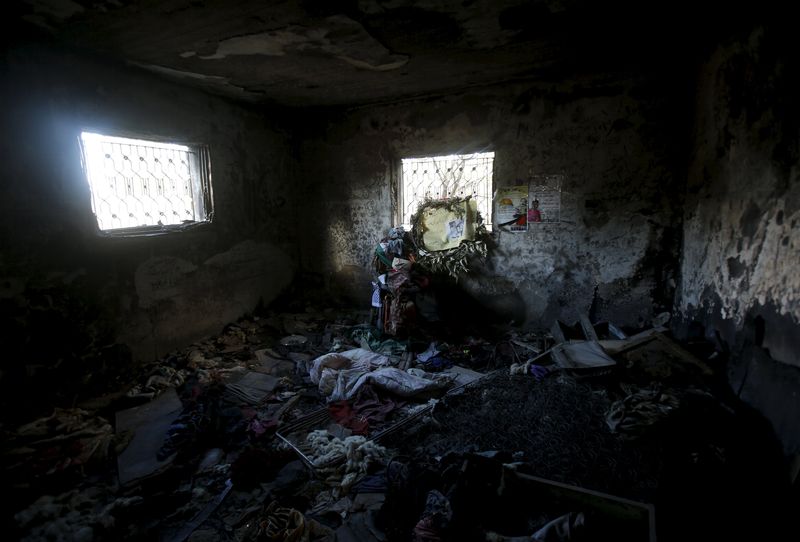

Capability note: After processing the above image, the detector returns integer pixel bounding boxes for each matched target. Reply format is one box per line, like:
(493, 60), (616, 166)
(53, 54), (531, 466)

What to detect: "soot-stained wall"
(0, 44), (296, 416)
(677, 25), (800, 453)
(298, 75), (688, 330)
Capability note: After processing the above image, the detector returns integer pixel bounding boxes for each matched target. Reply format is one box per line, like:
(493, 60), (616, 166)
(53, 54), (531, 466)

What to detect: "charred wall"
(675, 23), (800, 454)
(0, 43), (297, 416)
(297, 74), (689, 331)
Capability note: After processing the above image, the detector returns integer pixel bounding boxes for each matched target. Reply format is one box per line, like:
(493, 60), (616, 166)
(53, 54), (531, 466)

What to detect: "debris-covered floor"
(3, 301), (793, 542)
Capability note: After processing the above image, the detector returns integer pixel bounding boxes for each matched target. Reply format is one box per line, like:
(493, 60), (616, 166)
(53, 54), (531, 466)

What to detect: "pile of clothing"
(308, 348), (453, 403)
(372, 227), (430, 336)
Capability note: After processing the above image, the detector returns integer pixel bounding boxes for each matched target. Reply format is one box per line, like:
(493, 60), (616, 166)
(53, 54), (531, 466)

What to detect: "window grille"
(79, 131), (212, 232)
(400, 152), (494, 227)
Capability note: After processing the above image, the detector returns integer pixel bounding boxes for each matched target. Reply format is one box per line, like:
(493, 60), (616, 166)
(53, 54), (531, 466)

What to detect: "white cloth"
(308, 348), (453, 402)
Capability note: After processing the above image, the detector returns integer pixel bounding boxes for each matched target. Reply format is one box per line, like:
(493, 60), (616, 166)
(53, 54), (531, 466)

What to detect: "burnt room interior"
(1, 1), (798, 541)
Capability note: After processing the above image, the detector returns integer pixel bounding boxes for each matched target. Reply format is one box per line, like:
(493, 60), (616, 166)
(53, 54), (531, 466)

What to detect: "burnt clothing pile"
(372, 227), (431, 336)
(5, 303), (794, 542)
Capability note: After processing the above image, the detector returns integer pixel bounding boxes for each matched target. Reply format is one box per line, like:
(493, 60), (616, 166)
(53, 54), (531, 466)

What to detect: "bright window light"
(79, 131), (212, 232)
(400, 152), (494, 227)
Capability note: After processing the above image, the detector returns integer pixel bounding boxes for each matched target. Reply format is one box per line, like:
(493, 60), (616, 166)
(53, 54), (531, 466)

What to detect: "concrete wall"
(297, 74), (688, 330)
(0, 44), (296, 413)
(676, 25), (800, 454)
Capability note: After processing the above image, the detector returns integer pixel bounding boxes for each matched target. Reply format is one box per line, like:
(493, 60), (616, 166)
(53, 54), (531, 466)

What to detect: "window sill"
(96, 221), (212, 238)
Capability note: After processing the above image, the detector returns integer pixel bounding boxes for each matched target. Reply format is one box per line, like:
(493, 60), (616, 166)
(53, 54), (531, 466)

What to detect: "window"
(79, 131), (212, 233)
(399, 151), (494, 228)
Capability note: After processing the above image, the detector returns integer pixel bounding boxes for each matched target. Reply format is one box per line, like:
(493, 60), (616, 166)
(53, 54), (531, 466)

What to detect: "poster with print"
(446, 218), (465, 240)
(495, 186), (529, 232)
(529, 175), (563, 223)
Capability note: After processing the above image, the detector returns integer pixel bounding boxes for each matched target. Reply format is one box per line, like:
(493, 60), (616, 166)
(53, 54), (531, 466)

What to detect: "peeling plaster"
(197, 16), (408, 71)
(199, 28), (319, 59)
(132, 63), (232, 83)
(679, 28), (800, 349)
(681, 195), (800, 325)
(23, 0), (84, 21)
(675, 24), (800, 454)
(15, 0), (710, 108)
(337, 55), (408, 72)
(129, 62), (255, 98)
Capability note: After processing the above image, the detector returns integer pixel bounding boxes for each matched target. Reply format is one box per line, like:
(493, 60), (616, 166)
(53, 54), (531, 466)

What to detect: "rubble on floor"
(2, 307), (793, 542)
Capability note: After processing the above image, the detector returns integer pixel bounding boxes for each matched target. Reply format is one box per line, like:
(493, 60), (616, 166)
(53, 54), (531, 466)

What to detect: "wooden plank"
(607, 322), (628, 339)
(579, 314), (599, 341)
(506, 469), (656, 542)
(601, 326), (666, 355)
(550, 321), (567, 344)
(652, 333), (713, 375)
(605, 329), (713, 375)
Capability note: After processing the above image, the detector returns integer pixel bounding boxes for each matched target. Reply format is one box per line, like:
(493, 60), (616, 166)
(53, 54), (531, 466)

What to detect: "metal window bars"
(400, 152), (494, 227)
(80, 132), (212, 232)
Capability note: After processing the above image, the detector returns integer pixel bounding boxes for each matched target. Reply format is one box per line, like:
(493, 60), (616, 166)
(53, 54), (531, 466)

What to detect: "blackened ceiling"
(11, 0), (749, 107)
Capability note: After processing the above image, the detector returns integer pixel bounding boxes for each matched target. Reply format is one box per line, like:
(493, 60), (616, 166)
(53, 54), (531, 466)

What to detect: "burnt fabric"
(328, 385), (405, 435)
(386, 296), (416, 335)
(328, 401), (369, 435)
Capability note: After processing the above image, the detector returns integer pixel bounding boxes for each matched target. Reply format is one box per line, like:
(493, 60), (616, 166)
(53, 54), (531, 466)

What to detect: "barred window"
(399, 152), (494, 228)
(79, 131), (212, 233)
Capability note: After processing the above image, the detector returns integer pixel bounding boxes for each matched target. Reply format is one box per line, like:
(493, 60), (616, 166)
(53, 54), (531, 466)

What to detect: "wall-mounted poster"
(529, 175), (563, 223)
(495, 186), (529, 232)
